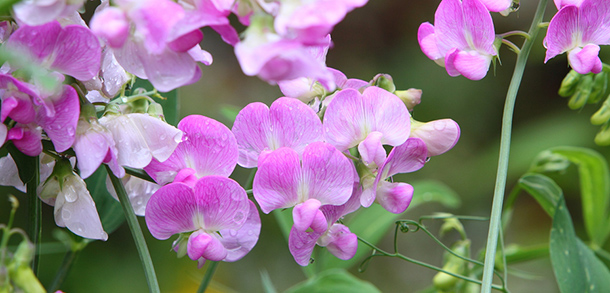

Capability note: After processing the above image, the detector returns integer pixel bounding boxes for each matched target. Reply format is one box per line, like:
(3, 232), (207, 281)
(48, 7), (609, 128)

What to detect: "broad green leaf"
(503, 244), (549, 264)
(320, 180), (460, 270)
(550, 196), (610, 292)
(285, 269), (380, 293)
(85, 166), (125, 235)
(518, 173), (561, 217)
(542, 147), (610, 246)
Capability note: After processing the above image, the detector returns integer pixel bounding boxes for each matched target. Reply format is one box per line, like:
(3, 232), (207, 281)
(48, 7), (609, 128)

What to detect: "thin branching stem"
(197, 261), (219, 293)
(481, 0), (548, 291)
(48, 249), (79, 292)
(27, 156), (41, 274)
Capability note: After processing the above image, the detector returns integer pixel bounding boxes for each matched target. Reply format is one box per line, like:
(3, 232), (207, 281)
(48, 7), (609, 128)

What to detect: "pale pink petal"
(418, 22), (442, 60)
(554, 0), (583, 9)
(302, 142), (354, 206)
(145, 182), (198, 239)
(51, 25), (101, 80)
(38, 85), (79, 152)
(90, 7), (130, 48)
(567, 44), (602, 74)
(0, 154), (26, 192)
(293, 198), (323, 232)
(232, 102), (273, 168)
(219, 200), (261, 262)
(128, 113), (183, 163)
(193, 176), (250, 231)
(375, 181), (414, 214)
(323, 224), (357, 260)
(289, 226), (322, 266)
(380, 138), (428, 178)
(444, 48), (462, 77)
(12, 0), (68, 26)
(462, 0), (496, 55)
(73, 119), (113, 179)
(211, 24), (240, 46)
(187, 230), (228, 261)
(435, 0), (468, 53)
(0, 124), (6, 147)
(128, 0), (184, 54)
(544, 5), (579, 62)
(452, 50), (493, 80)
(358, 131), (386, 168)
(99, 114), (151, 168)
(320, 183), (362, 222)
(478, 0), (512, 13)
(252, 147), (301, 213)
(410, 119), (460, 156)
(579, 0), (610, 44)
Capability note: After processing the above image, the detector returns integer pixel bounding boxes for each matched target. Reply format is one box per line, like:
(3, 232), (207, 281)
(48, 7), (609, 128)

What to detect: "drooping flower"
(145, 176), (260, 267)
(145, 115), (238, 184)
(253, 142), (354, 232)
(38, 158), (108, 241)
(232, 97), (323, 168)
(418, 0), (497, 80)
(289, 185), (361, 266)
(544, 0), (610, 74)
(323, 86), (411, 153)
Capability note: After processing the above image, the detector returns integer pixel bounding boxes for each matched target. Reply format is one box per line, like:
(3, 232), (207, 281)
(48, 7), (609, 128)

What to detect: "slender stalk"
(197, 261), (219, 293)
(106, 166), (160, 293)
(48, 249), (79, 292)
(27, 156), (40, 274)
(480, 0), (548, 291)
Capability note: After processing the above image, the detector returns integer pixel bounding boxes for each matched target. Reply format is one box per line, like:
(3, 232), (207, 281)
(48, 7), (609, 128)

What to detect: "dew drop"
(62, 209), (72, 220)
(234, 212), (244, 222)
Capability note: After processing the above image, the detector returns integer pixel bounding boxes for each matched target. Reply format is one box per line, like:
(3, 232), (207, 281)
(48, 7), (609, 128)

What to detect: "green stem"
(106, 166), (160, 293)
(197, 261), (219, 293)
(48, 249), (79, 292)
(480, 0), (548, 291)
(27, 156), (40, 274)
(357, 236), (505, 291)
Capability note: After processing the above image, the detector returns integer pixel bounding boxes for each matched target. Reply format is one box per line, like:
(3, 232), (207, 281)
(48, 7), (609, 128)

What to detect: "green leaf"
(550, 196), (610, 293)
(320, 180), (460, 270)
(538, 147), (610, 246)
(518, 173), (561, 217)
(85, 166), (125, 235)
(285, 269), (380, 293)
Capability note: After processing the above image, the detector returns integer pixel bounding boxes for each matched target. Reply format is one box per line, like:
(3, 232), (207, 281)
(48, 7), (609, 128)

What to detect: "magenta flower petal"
(51, 25), (101, 81)
(301, 142), (354, 205)
(358, 131), (386, 168)
(187, 230), (228, 261)
(478, 0), (512, 12)
(293, 198), (323, 232)
(73, 119), (115, 179)
(193, 176), (250, 231)
(232, 97), (323, 168)
(289, 226), (322, 266)
(127, 0), (184, 55)
(145, 182), (198, 239)
(323, 87), (410, 151)
(219, 200), (261, 262)
(380, 138), (428, 178)
(544, 5), (579, 62)
(452, 50), (493, 80)
(417, 22), (442, 60)
(7, 21), (61, 61)
(1, 96), (35, 124)
(8, 124), (42, 157)
(376, 181), (414, 214)
(37, 85), (80, 152)
(145, 115), (238, 184)
(567, 44), (603, 74)
(253, 147), (301, 213)
(90, 7), (130, 48)
(323, 224), (358, 260)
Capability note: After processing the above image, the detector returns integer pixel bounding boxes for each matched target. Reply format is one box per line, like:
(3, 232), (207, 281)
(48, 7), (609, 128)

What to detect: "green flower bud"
(12, 240), (34, 267)
(591, 95), (610, 125)
(588, 71), (608, 104)
(37, 158), (72, 203)
(433, 240), (470, 292)
(568, 74), (593, 110)
(395, 88), (422, 111)
(7, 263), (44, 293)
(558, 70), (582, 97)
(595, 124), (610, 146)
(173, 234), (189, 258)
(147, 102), (166, 121)
(371, 74), (396, 93)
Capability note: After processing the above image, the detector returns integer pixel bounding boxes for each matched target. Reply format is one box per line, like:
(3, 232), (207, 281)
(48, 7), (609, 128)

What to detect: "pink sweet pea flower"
(7, 124), (42, 156)
(253, 142), (354, 232)
(323, 86), (411, 154)
(145, 176), (260, 267)
(410, 118), (461, 157)
(361, 138), (428, 213)
(73, 113), (121, 179)
(544, 0), (610, 74)
(478, 0), (512, 12)
(145, 115), (238, 184)
(232, 97), (323, 168)
(7, 20), (101, 81)
(418, 0), (497, 80)
(289, 185), (361, 266)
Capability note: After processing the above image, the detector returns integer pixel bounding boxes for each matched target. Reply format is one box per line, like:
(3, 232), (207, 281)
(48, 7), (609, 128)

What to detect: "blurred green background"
(2, 0), (610, 292)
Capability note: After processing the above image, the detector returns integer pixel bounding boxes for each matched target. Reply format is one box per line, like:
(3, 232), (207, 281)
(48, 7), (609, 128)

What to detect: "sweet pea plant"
(0, 0), (610, 292)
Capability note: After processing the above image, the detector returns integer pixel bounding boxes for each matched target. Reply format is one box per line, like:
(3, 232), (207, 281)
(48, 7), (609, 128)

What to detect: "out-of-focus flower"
(418, 0), (497, 80)
(232, 97), (323, 168)
(544, 0), (610, 74)
(12, 0), (85, 26)
(145, 176), (260, 267)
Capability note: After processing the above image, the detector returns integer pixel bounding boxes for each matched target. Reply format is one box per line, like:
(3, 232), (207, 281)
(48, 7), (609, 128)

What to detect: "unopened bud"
(371, 74), (396, 93)
(588, 71), (608, 104)
(395, 88), (422, 111)
(591, 95), (610, 125)
(7, 263), (44, 293)
(568, 74), (593, 110)
(595, 124), (610, 146)
(433, 240), (470, 291)
(558, 70), (582, 97)
(147, 102), (166, 121)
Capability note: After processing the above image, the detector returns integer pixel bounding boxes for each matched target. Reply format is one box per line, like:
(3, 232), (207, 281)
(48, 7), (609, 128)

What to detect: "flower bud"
(558, 70), (582, 97)
(7, 262), (44, 293)
(395, 88), (422, 111)
(568, 74), (593, 110)
(147, 102), (166, 121)
(433, 240), (470, 291)
(591, 95), (610, 125)
(595, 124), (610, 146)
(588, 71), (608, 104)
(370, 74), (396, 93)
(38, 158), (72, 205)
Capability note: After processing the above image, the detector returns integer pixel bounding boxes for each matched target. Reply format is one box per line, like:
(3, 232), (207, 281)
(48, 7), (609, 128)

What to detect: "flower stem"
(197, 261), (219, 293)
(27, 156), (41, 274)
(107, 166), (160, 293)
(48, 249), (79, 292)
(480, 0), (548, 291)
